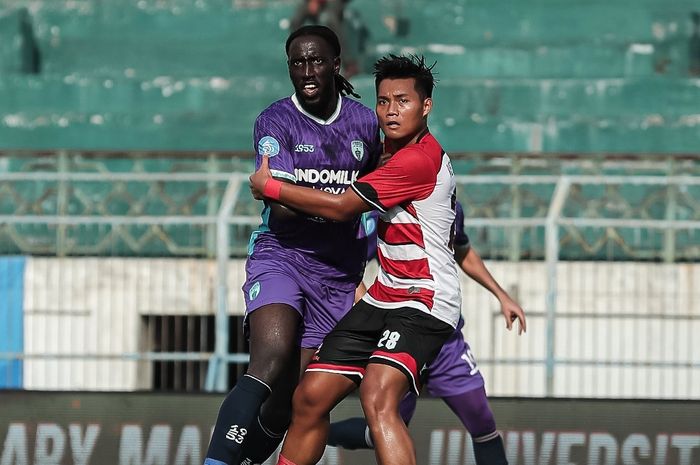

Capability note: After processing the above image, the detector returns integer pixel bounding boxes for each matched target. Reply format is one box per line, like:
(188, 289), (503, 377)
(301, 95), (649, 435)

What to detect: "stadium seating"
(1, 0), (699, 152)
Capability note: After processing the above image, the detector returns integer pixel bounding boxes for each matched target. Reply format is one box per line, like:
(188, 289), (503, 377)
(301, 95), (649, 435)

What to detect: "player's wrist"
(263, 178), (283, 201)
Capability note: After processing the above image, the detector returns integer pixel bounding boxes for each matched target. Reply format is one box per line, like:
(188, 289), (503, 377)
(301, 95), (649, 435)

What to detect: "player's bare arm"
(455, 245), (527, 335)
(265, 177), (307, 220)
(250, 155), (370, 221)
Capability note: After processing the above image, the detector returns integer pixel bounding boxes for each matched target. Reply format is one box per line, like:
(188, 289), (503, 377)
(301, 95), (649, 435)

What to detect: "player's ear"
(334, 56), (341, 74)
(422, 97), (433, 118)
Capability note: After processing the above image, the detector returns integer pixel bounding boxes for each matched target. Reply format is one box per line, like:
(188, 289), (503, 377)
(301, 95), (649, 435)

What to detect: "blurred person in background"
(689, 12), (700, 75)
(289, 0), (361, 77)
(202, 25), (381, 465)
(329, 202), (526, 465)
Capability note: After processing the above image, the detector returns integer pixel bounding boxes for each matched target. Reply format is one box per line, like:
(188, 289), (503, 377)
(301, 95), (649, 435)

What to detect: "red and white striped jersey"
(351, 130), (461, 328)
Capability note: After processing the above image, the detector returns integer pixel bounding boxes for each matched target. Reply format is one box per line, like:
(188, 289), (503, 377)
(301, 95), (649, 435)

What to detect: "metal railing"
(1, 160), (699, 397)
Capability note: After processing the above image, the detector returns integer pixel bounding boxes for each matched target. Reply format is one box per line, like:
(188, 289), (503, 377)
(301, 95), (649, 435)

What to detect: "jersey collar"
(415, 127), (431, 143)
(291, 93), (343, 125)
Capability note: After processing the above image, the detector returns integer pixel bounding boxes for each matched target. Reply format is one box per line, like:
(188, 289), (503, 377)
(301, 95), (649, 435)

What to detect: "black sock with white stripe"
(472, 432), (508, 465)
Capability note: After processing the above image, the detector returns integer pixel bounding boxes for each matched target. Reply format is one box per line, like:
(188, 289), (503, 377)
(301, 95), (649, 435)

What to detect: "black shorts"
(306, 300), (454, 394)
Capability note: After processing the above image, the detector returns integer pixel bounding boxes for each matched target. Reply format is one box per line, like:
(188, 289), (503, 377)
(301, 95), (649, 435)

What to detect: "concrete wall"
(15, 257), (700, 398)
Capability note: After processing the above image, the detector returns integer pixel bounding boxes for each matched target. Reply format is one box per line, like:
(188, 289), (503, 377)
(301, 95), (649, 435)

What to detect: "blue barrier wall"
(0, 256), (25, 388)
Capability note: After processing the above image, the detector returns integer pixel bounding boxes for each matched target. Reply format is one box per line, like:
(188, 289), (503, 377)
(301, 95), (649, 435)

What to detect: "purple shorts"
(242, 258), (355, 349)
(424, 325), (484, 398)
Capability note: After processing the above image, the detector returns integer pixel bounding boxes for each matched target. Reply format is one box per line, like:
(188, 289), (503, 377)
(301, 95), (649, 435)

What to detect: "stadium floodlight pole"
(205, 173), (244, 392)
(544, 176), (571, 397)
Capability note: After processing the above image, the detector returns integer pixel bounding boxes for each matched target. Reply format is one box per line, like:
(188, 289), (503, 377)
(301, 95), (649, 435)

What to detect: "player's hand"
(249, 155), (272, 200)
(499, 295), (526, 335)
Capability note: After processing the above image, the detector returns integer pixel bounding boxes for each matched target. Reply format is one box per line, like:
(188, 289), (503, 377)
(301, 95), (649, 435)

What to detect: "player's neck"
(303, 93), (340, 121)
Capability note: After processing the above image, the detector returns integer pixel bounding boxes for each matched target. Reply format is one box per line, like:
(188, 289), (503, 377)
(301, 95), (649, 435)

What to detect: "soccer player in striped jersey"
(329, 203), (526, 465)
(250, 54), (464, 465)
(203, 25), (381, 465)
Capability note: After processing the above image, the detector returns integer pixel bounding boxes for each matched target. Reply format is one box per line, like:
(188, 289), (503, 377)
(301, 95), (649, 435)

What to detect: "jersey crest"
(351, 140), (365, 161)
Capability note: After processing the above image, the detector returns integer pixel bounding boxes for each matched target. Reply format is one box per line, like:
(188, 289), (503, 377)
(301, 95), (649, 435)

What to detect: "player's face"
(287, 36), (340, 116)
(376, 78), (432, 146)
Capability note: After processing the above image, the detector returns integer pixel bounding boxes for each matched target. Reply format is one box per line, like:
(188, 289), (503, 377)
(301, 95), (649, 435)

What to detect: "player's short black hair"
(373, 54), (437, 100)
(285, 25), (359, 99)
(285, 25), (341, 58)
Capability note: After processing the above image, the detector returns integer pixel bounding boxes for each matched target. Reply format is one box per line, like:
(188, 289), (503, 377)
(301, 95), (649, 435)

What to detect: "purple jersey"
(455, 200), (469, 248)
(249, 95), (381, 290)
(359, 211), (379, 261)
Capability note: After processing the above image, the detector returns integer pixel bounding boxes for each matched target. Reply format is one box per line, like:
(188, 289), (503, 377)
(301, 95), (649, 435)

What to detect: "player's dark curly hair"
(373, 54), (437, 100)
(285, 25), (360, 99)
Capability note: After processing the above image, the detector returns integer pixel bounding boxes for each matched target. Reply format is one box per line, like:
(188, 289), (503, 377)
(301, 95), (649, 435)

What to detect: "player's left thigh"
(359, 363), (411, 418)
(293, 371), (357, 420)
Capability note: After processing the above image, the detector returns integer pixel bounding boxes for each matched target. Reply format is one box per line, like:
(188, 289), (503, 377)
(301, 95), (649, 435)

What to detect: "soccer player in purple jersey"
(329, 202), (526, 465)
(203, 25), (381, 465)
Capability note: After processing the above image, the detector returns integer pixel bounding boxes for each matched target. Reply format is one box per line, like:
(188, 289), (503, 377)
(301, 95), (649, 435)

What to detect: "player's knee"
(247, 343), (296, 382)
(472, 399), (495, 422)
(359, 382), (396, 423)
(462, 389), (495, 424)
(469, 402), (496, 435)
(447, 390), (497, 437)
(291, 381), (326, 421)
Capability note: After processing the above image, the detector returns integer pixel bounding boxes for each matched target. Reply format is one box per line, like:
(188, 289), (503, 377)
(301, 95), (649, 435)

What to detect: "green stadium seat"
(1, 0), (699, 154)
